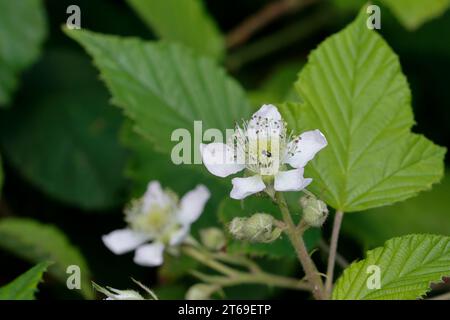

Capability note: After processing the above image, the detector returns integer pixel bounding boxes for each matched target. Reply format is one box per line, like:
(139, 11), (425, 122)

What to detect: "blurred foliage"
(126, 0), (225, 60)
(0, 0), (449, 300)
(0, 0), (47, 106)
(0, 261), (51, 300)
(0, 218), (93, 299)
(0, 50), (127, 209)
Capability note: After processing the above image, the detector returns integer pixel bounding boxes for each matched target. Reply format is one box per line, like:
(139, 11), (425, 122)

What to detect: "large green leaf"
(0, 0), (47, 106)
(382, 0), (450, 30)
(343, 172), (450, 248)
(126, 0), (224, 60)
(0, 261), (51, 300)
(0, 50), (127, 210)
(0, 218), (93, 299)
(332, 234), (450, 300)
(280, 10), (446, 212)
(218, 196), (320, 259)
(65, 29), (251, 158)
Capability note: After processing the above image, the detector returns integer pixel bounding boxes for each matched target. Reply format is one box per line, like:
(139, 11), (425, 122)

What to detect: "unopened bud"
(300, 195), (328, 227)
(200, 227), (226, 251)
(185, 283), (217, 300)
(228, 213), (281, 243)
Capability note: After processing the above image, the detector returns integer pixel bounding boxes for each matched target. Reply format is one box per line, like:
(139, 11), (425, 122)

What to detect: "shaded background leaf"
(0, 218), (93, 299)
(0, 50), (127, 210)
(0, 0), (47, 106)
(126, 0), (225, 60)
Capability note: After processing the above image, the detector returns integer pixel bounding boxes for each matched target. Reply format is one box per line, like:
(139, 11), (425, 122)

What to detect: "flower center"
(232, 116), (290, 176)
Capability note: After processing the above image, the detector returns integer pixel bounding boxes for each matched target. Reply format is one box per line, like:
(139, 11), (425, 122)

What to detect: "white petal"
(284, 130), (327, 168)
(142, 181), (172, 212)
(178, 185), (210, 225)
(133, 242), (165, 267)
(230, 175), (266, 200)
(250, 104), (281, 123)
(200, 143), (244, 177)
(169, 225), (190, 246)
(274, 168), (312, 192)
(102, 228), (149, 255)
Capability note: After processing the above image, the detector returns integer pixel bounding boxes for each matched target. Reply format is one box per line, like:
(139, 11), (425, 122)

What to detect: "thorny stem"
(275, 192), (325, 300)
(325, 210), (344, 298)
(182, 246), (309, 292)
(226, 0), (316, 49)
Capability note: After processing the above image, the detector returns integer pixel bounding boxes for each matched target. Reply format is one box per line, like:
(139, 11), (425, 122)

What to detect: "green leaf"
(0, 50), (127, 210)
(126, 0), (224, 60)
(0, 218), (93, 299)
(332, 234), (450, 300)
(343, 171), (450, 248)
(280, 10), (446, 212)
(0, 0), (47, 106)
(382, 0), (450, 30)
(65, 28), (251, 157)
(0, 261), (52, 300)
(218, 196), (320, 259)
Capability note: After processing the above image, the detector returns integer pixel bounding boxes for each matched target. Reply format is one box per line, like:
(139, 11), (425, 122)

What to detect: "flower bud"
(300, 195), (328, 227)
(200, 227), (226, 251)
(185, 283), (217, 300)
(228, 213), (281, 243)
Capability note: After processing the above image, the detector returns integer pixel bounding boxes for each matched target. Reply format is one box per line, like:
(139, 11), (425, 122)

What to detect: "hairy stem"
(325, 210), (344, 298)
(275, 192), (325, 299)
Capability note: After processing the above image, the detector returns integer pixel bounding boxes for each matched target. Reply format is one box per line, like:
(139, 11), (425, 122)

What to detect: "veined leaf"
(344, 172), (450, 248)
(280, 10), (446, 212)
(65, 29), (251, 157)
(332, 234), (450, 300)
(0, 0), (47, 106)
(0, 218), (93, 299)
(382, 0), (450, 30)
(126, 0), (224, 60)
(218, 196), (320, 259)
(0, 261), (51, 300)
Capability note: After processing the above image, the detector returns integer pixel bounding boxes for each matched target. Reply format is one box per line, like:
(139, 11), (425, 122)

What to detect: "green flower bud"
(200, 227), (226, 251)
(185, 283), (218, 300)
(300, 195), (328, 227)
(229, 213), (281, 243)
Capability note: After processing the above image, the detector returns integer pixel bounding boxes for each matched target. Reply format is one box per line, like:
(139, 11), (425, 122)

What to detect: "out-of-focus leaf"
(0, 154), (3, 194)
(343, 172), (450, 248)
(249, 60), (303, 108)
(0, 50), (127, 210)
(65, 29), (251, 158)
(0, 0), (47, 106)
(333, 234), (450, 300)
(0, 261), (51, 300)
(126, 0), (224, 60)
(218, 196), (320, 259)
(280, 9), (446, 212)
(0, 218), (93, 299)
(382, 0), (450, 30)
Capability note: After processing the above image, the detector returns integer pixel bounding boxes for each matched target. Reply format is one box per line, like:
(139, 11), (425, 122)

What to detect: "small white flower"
(200, 104), (327, 200)
(102, 181), (210, 267)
